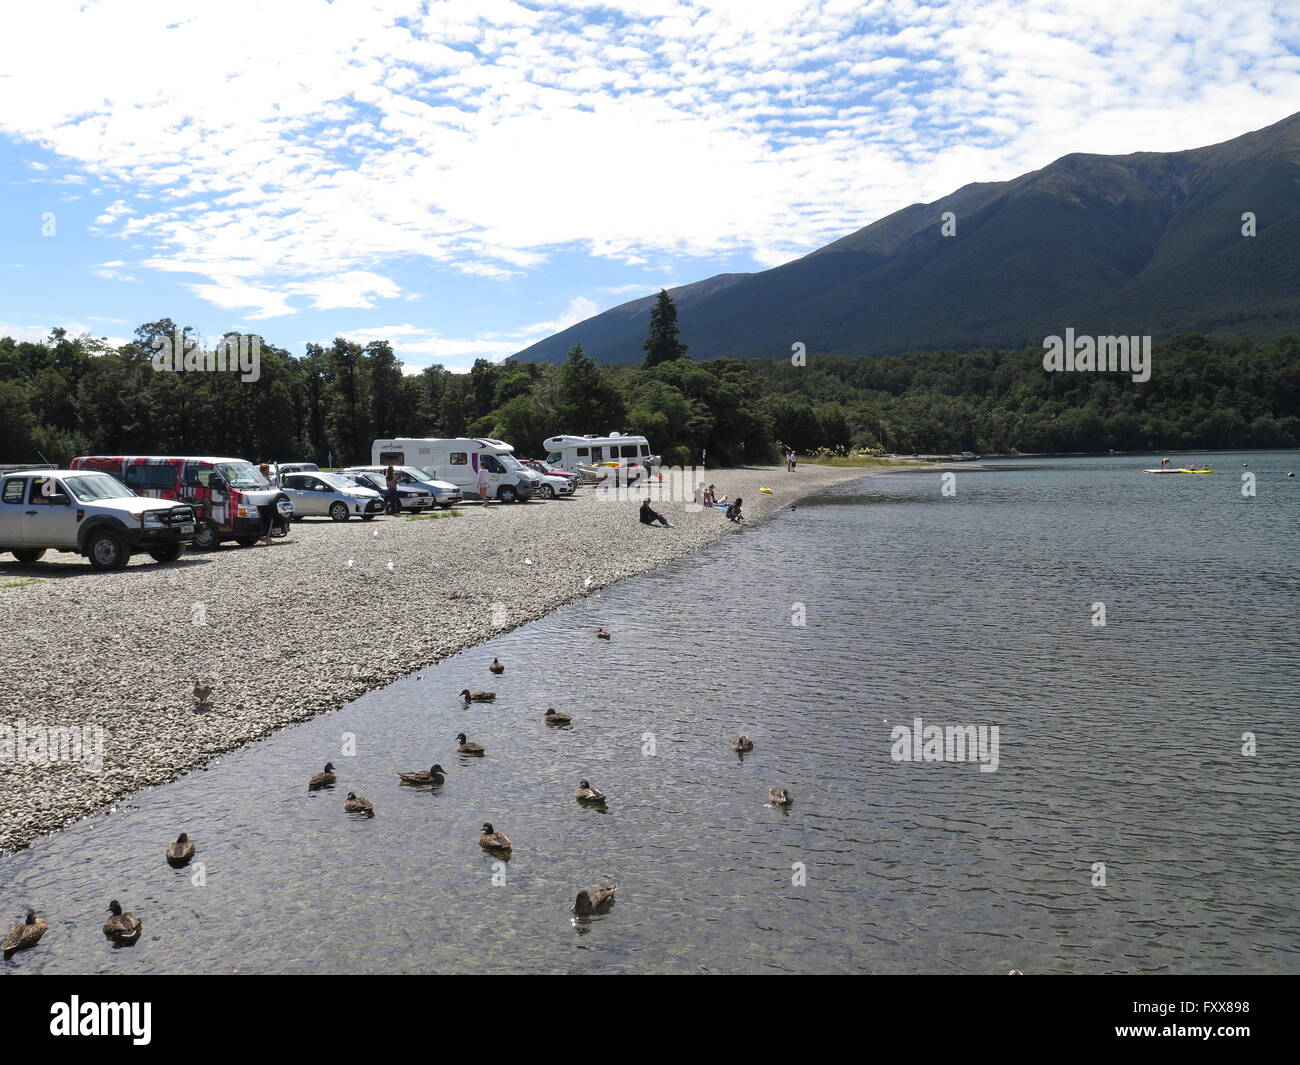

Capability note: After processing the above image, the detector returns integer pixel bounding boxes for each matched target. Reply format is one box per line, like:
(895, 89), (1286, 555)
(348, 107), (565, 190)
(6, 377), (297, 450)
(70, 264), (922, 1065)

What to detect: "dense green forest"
(0, 316), (1296, 469)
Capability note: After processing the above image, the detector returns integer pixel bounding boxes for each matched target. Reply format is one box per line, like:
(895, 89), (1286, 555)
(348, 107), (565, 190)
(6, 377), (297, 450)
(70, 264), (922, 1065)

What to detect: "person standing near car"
(256, 463), (276, 544)
(384, 465), (401, 515)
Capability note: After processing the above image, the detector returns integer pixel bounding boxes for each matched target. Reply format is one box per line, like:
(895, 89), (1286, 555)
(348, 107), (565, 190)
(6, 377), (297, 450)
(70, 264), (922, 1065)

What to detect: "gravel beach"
(0, 464), (873, 853)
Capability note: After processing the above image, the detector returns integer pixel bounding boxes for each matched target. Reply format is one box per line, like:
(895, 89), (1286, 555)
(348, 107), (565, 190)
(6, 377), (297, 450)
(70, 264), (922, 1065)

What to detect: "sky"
(0, 0), (1297, 371)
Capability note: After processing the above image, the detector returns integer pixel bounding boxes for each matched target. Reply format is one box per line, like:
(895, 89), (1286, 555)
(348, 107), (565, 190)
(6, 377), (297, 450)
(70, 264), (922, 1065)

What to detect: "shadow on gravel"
(0, 555), (217, 579)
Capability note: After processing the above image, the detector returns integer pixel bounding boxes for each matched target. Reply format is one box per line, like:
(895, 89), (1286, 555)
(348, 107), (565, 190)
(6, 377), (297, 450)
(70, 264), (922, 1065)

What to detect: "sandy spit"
(0, 464), (876, 853)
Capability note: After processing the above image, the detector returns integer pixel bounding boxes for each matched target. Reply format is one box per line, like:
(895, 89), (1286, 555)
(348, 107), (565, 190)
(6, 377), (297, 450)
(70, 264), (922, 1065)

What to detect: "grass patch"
(0, 577), (43, 589)
(800, 456), (931, 468)
(406, 509), (462, 521)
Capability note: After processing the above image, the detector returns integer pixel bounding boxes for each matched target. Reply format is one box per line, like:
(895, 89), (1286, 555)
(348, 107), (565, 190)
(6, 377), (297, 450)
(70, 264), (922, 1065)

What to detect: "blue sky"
(1, 0), (1297, 371)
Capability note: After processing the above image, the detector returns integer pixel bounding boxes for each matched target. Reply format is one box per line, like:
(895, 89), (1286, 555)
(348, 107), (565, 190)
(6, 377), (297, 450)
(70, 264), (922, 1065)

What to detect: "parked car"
(337, 470), (434, 513)
(521, 459), (581, 495)
(280, 472), (385, 521)
(342, 465), (462, 509)
(0, 468), (197, 570)
(368, 439), (537, 503)
(517, 460), (577, 499)
(276, 461), (320, 479)
(70, 455), (292, 548)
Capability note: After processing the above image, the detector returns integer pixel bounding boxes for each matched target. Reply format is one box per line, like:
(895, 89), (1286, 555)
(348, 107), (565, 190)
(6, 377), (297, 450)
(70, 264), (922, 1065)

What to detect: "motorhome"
(370, 438), (540, 503)
(543, 433), (657, 476)
(70, 455), (292, 548)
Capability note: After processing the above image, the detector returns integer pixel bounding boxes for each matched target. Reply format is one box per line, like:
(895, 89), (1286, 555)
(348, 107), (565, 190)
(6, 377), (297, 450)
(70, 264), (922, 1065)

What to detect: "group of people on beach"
(640, 483), (746, 528)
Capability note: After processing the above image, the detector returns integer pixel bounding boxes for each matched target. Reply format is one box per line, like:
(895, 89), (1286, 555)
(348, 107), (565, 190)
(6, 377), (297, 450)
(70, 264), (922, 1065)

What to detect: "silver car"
(281, 472), (384, 522)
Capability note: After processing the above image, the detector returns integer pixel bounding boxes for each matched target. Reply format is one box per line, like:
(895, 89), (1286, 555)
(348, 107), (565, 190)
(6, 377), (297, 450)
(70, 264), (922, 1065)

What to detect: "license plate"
(182, 524), (195, 533)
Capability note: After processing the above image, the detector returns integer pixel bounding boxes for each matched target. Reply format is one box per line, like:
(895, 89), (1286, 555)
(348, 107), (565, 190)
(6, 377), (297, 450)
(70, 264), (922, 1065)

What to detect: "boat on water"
(1143, 468), (1214, 474)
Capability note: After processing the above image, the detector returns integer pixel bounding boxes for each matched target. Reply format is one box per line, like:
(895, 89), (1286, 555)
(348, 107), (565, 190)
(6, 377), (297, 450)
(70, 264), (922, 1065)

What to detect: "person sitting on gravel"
(726, 498), (744, 523)
(639, 499), (672, 527)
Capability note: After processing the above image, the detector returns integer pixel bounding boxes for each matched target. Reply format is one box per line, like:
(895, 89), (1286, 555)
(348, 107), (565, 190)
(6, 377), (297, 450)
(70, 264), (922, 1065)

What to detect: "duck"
(343, 792), (375, 816)
(575, 780), (607, 804)
(479, 822), (512, 852)
(103, 900), (142, 945)
(192, 682), (213, 709)
(308, 762), (337, 790)
(460, 689), (496, 703)
(456, 733), (485, 755)
(731, 735), (754, 753)
(596, 628), (611, 640)
(544, 707), (572, 725)
(489, 658), (505, 674)
(397, 764), (446, 787)
(165, 832), (196, 867)
(2, 910), (48, 956)
(572, 886), (617, 917)
(768, 787), (795, 806)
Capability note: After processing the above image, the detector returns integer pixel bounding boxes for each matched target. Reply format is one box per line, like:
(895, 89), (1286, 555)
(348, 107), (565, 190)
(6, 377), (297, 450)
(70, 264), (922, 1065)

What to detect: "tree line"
(1, 296), (1296, 469)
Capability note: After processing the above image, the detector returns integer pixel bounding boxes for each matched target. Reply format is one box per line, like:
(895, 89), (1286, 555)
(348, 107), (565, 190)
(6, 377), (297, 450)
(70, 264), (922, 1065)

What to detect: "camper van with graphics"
(70, 456), (293, 548)
(371, 438), (539, 503)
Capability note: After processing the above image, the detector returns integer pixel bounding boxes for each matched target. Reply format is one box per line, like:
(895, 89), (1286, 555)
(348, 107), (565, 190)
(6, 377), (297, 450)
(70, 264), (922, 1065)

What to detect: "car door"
(0, 476), (28, 545)
(280, 474), (317, 516)
(21, 476), (79, 547)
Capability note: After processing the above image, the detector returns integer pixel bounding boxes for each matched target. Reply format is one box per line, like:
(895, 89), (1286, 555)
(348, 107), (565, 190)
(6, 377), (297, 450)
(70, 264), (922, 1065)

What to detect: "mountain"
(512, 111), (1300, 364)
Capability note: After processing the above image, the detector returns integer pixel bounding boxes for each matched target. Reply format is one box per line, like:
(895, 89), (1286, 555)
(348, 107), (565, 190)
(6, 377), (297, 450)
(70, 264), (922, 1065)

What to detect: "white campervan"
(543, 433), (658, 477)
(371, 438), (540, 503)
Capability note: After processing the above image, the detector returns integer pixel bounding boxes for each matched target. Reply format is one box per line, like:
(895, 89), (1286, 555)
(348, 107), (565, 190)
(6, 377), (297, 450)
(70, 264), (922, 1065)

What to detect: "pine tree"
(643, 289), (689, 367)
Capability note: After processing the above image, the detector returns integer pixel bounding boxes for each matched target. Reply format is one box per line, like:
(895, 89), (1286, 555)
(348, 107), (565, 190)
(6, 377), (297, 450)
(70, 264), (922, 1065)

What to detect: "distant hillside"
(512, 111), (1300, 364)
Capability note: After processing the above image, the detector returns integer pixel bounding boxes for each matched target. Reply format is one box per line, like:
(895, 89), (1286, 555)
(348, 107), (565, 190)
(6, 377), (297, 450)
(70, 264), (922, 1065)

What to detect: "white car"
(281, 472), (385, 521)
(0, 469), (197, 570)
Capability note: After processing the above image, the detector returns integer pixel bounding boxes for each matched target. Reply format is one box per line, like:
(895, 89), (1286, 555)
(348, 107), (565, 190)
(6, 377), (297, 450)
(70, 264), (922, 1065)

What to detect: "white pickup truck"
(0, 469), (197, 570)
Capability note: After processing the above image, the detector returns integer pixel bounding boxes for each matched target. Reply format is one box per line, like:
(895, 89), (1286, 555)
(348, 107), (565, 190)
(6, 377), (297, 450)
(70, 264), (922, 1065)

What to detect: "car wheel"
(329, 502), (350, 522)
(86, 530), (129, 571)
(497, 486), (518, 504)
(193, 522), (219, 549)
(539, 484), (556, 500)
(11, 548), (46, 563)
(148, 543), (184, 563)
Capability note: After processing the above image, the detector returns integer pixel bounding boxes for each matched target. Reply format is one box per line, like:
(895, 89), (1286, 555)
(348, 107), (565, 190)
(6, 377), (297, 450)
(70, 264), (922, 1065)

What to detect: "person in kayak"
(1160, 457), (1172, 469)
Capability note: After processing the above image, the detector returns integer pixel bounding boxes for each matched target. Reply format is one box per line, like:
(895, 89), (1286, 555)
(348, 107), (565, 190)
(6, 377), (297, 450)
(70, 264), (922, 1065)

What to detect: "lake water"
(3, 450), (1297, 974)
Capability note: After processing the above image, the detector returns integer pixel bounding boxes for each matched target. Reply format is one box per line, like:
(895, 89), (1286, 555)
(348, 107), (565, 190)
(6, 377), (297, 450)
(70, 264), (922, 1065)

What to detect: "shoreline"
(0, 464), (874, 854)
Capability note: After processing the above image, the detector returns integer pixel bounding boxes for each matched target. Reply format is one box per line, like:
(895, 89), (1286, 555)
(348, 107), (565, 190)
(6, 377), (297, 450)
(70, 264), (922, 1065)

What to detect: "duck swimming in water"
(572, 887), (616, 916)
(397, 764), (446, 787)
(731, 736), (754, 753)
(343, 792), (375, 816)
(489, 658), (505, 674)
(456, 733), (485, 755)
(308, 762), (337, 790)
(575, 780), (606, 804)
(545, 707), (572, 725)
(768, 787), (794, 807)
(479, 822), (512, 853)
(165, 832), (196, 867)
(3, 910), (47, 957)
(460, 689), (496, 703)
(103, 901), (142, 945)
(596, 628), (611, 640)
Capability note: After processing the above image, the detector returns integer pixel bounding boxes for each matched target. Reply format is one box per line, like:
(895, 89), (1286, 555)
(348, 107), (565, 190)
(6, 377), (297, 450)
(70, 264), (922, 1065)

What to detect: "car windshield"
(217, 461), (270, 489)
(319, 473), (358, 491)
(498, 455), (524, 471)
(415, 466), (440, 480)
(63, 473), (133, 502)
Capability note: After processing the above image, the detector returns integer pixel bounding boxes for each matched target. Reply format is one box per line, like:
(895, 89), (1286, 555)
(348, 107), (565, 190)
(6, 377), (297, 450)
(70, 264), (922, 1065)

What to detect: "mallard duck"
(460, 689), (496, 702)
(596, 628), (611, 640)
(575, 780), (606, 803)
(545, 707), (571, 725)
(343, 791), (375, 816)
(397, 764), (446, 787)
(456, 733), (485, 755)
(2, 910), (47, 956)
(768, 787), (794, 806)
(572, 886), (616, 916)
(308, 762), (337, 790)
(489, 658), (505, 674)
(731, 736), (754, 752)
(479, 822), (511, 852)
(103, 900), (142, 944)
(165, 832), (196, 867)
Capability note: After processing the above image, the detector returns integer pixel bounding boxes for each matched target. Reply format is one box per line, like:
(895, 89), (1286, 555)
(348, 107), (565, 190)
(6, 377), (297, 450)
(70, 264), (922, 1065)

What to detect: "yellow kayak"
(1143, 468), (1214, 474)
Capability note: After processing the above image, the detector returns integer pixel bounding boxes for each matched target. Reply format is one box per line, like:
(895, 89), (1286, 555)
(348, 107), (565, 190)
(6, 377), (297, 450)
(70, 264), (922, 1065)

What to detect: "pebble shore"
(0, 464), (872, 853)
